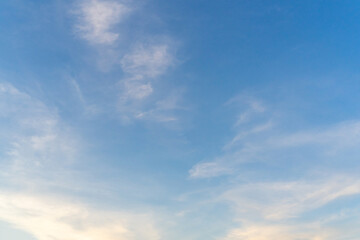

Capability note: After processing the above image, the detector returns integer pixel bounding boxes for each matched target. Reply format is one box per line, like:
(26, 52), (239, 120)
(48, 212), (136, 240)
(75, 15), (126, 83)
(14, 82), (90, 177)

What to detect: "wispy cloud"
(69, 78), (99, 115)
(225, 96), (266, 126)
(119, 42), (174, 105)
(189, 94), (360, 178)
(74, 0), (130, 45)
(118, 40), (182, 123)
(0, 82), (79, 184)
(73, 0), (183, 123)
(122, 81), (154, 100)
(189, 97), (271, 178)
(0, 191), (160, 240)
(222, 176), (360, 220)
(121, 43), (174, 80)
(117, 87), (184, 124)
(189, 162), (233, 179)
(218, 175), (360, 240)
(188, 94), (360, 239)
(0, 82), (163, 239)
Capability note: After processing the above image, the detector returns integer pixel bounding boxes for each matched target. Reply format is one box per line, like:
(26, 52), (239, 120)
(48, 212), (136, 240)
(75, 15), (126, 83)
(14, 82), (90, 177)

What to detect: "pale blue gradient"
(1, 0), (360, 239)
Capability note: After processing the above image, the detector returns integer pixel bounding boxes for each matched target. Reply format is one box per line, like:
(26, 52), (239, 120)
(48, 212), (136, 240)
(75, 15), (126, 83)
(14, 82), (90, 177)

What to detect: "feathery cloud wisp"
(121, 43), (174, 80)
(189, 94), (360, 179)
(74, 0), (129, 45)
(73, 0), (181, 123)
(118, 42), (179, 122)
(218, 175), (360, 240)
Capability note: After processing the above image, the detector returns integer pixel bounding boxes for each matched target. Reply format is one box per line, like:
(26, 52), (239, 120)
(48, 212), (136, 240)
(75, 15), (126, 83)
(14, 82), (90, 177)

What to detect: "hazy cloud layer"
(0, 82), (161, 239)
(0, 192), (159, 240)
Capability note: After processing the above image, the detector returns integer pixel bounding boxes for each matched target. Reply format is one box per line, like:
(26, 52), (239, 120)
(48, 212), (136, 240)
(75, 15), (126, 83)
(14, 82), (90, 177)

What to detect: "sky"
(1, 0), (360, 239)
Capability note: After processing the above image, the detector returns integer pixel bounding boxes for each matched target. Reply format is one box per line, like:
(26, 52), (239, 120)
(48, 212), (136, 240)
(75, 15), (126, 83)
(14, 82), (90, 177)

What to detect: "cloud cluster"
(73, 0), (181, 123)
(120, 42), (173, 100)
(188, 95), (360, 239)
(0, 82), (162, 239)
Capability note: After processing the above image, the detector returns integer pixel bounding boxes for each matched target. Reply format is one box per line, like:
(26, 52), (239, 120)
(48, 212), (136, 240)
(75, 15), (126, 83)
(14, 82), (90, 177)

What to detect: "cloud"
(189, 97), (272, 178)
(123, 81), (154, 100)
(222, 176), (360, 220)
(229, 98), (266, 126)
(121, 43), (174, 79)
(270, 121), (360, 151)
(72, 0), (182, 124)
(74, 0), (129, 45)
(0, 82), (162, 239)
(0, 82), (80, 188)
(185, 94), (360, 239)
(117, 41), (181, 123)
(0, 191), (160, 240)
(189, 162), (233, 179)
(69, 78), (99, 115)
(216, 174), (360, 240)
(119, 42), (174, 101)
(189, 94), (360, 178)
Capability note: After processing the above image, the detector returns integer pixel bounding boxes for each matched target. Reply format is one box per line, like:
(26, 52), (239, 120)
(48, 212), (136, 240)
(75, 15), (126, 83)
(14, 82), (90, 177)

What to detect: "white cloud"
(189, 162), (233, 179)
(0, 82), (162, 239)
(0, 191), (160, 240)
(117, 41), (181, 122)
(222, 176), (360, 220)
(0, 82), (79, 186)
(121, 43), (174, 79)
(189, 94), (360, 178)
(119, 42), (173, 103)
(123, 81), (154, 100)
(74, 0), (129, 45)
(118, 89), (184, 125)
(225, 96), (266, 126)
(72, 0), (181, 123)
(217, 175), (360, 240)
(187, 95), (360, 239)
(223, 120), (273, 150)
(269, 121), (360, 151)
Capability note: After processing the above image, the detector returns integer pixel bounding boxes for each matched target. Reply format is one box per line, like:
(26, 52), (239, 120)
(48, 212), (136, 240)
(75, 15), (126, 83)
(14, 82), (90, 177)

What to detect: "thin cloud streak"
(189, 95), (360, 239)
(221, 176), (360, 220)
(219, 175), (360, 240)
(189, 96), (360, 178)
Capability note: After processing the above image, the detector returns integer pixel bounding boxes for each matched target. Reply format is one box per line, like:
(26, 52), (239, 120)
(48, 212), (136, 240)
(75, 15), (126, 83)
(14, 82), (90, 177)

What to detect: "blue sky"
(1, 0), (360, 239)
